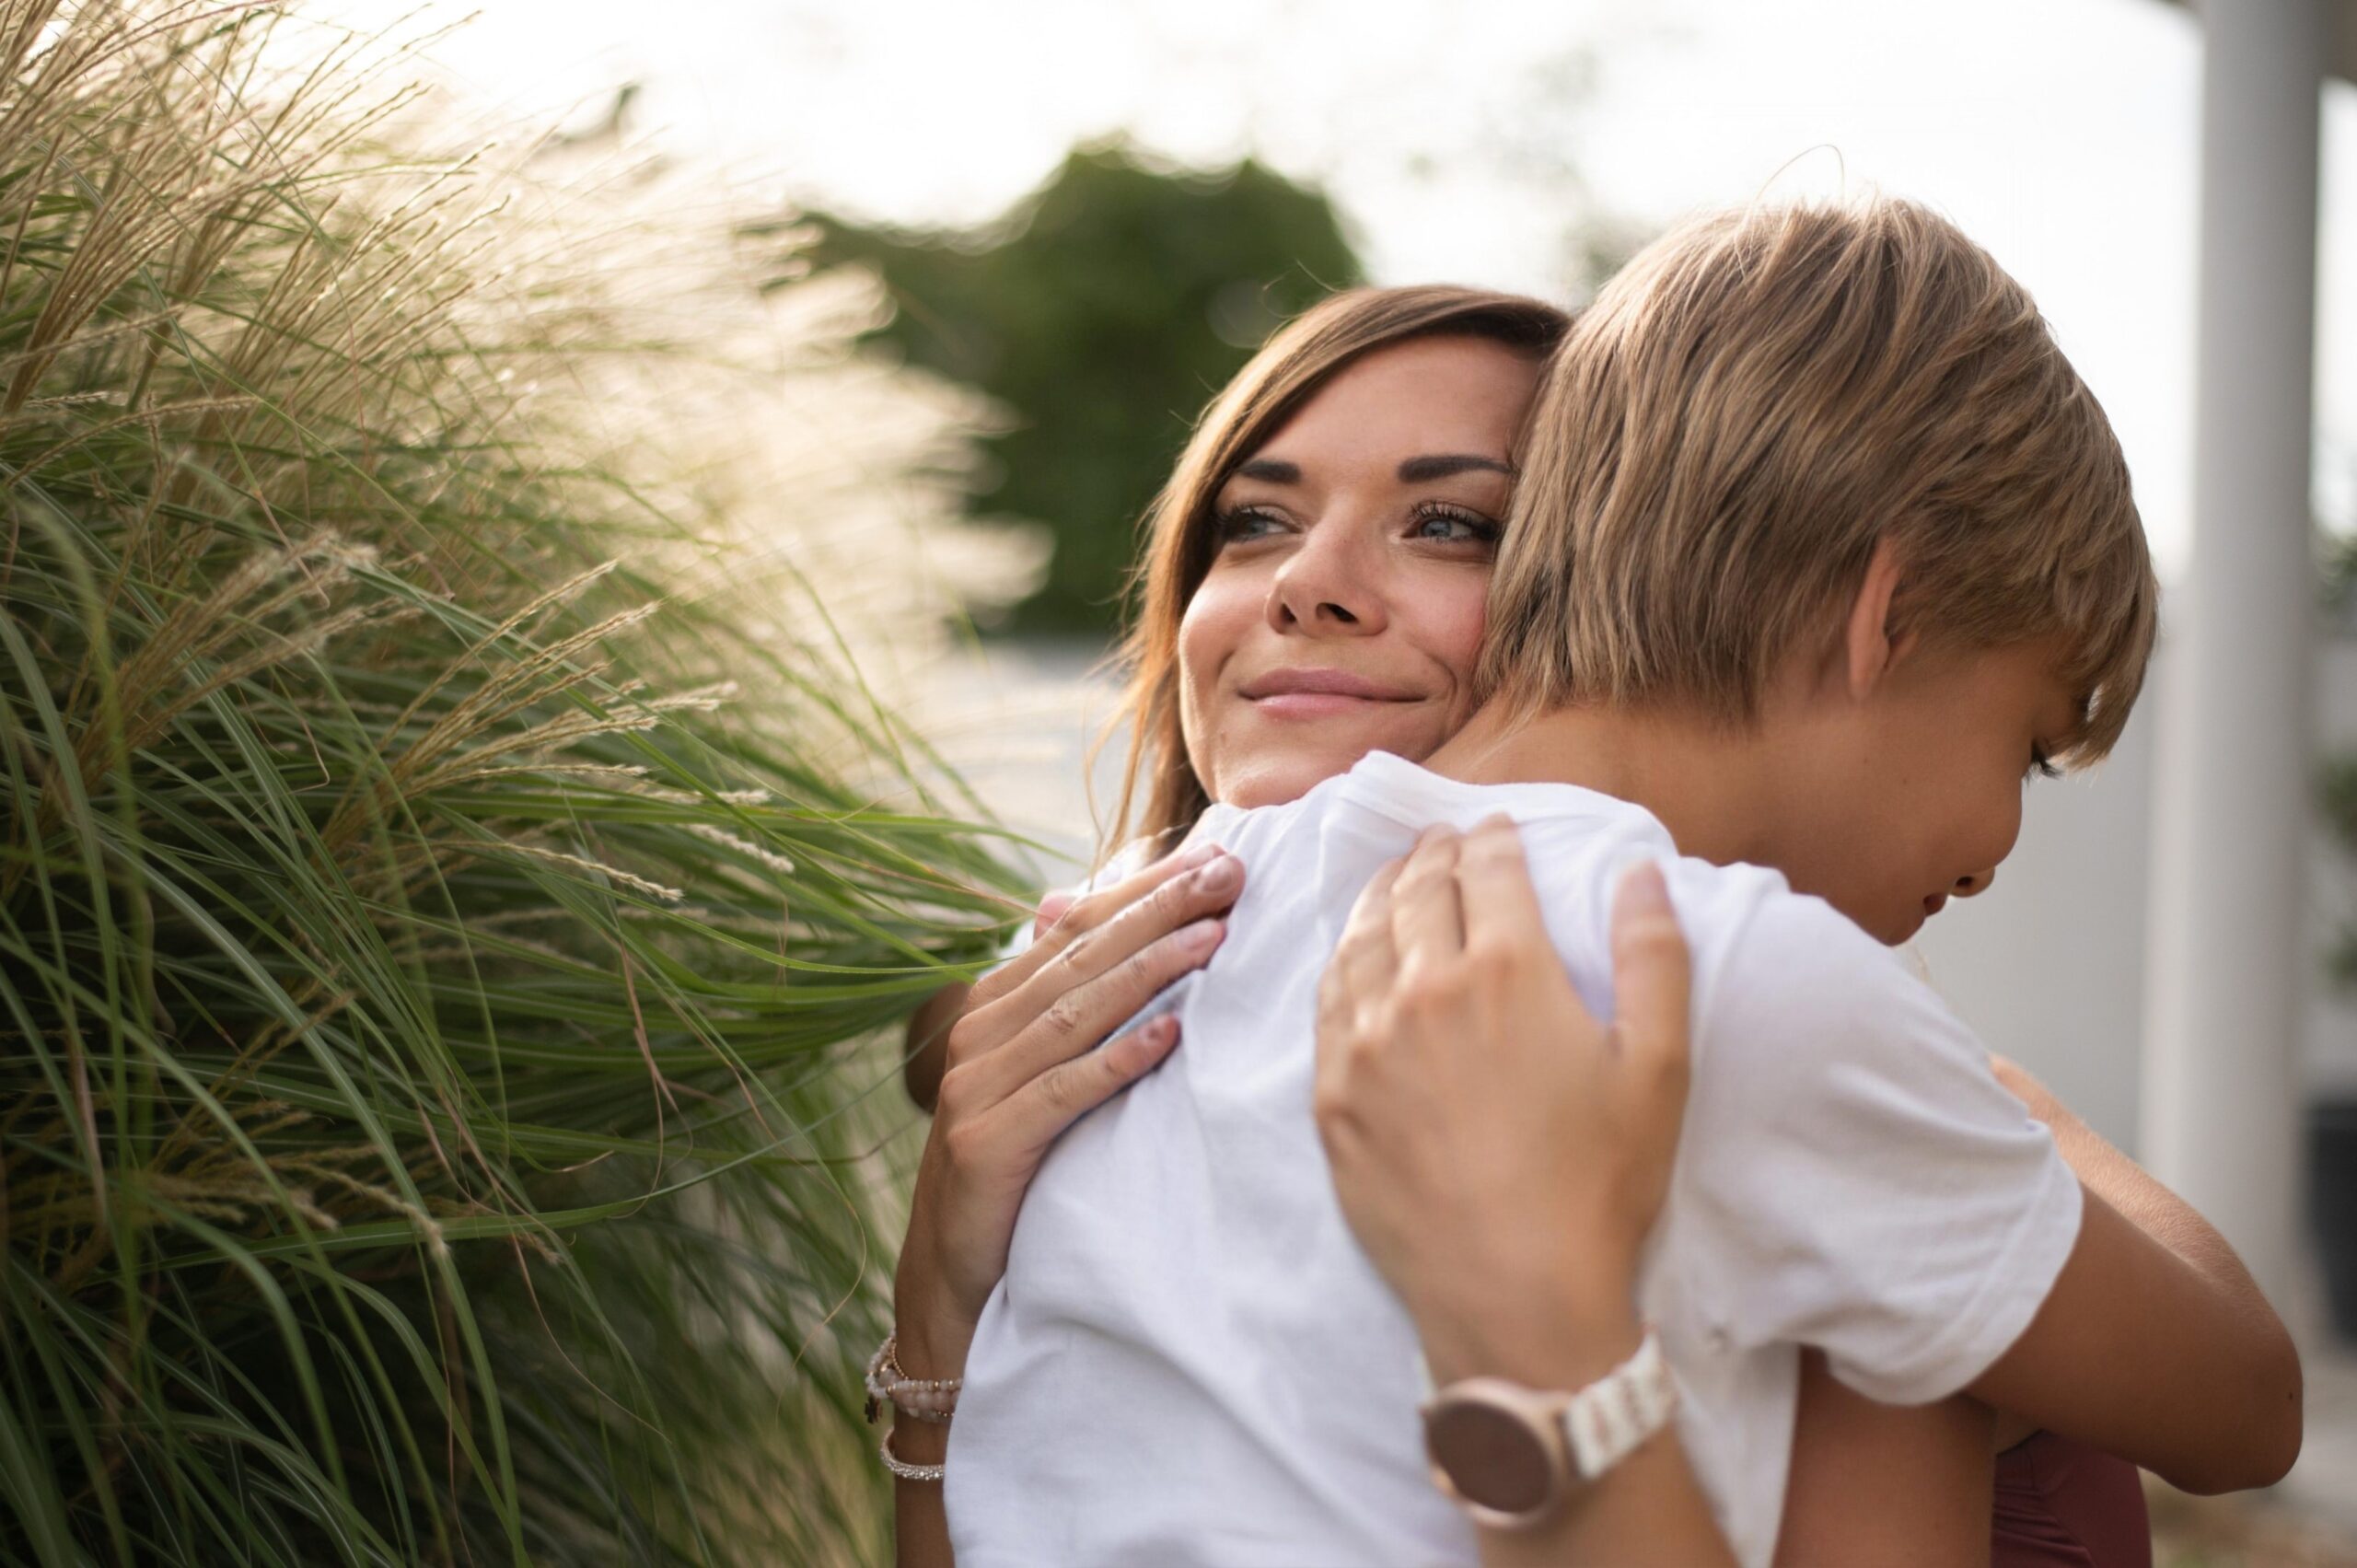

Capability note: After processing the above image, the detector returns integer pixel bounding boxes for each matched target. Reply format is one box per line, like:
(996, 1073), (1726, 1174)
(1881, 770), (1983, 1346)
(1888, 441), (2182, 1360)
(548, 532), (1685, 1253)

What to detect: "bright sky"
(338, 0), (2357, 579)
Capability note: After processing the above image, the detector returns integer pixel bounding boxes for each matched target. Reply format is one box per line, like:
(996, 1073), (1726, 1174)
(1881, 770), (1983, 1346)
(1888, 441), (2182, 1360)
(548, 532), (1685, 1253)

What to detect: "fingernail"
(1178, 841), (1221, 871)
(1196, 854), (1241, 893)
(1617, 860), (1670, 912)
(1182, 916), (1225, 951)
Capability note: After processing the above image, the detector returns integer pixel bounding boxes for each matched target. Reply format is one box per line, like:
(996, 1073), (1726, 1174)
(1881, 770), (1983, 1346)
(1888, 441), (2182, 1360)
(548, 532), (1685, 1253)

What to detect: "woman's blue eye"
(1411, 505), (1501, 544)
(1213, 506), (1283, 545)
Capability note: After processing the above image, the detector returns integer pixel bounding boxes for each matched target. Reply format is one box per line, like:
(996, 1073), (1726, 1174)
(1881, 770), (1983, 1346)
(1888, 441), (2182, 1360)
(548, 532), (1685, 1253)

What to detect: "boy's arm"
(1965, 1179), (2301, 1493)
(1689, 893), (2291, 1498)
(1774, 1354), (1992, 1568)
(1992, 1055), (2270, 1304)
(1978, 1055), (2300, 1491)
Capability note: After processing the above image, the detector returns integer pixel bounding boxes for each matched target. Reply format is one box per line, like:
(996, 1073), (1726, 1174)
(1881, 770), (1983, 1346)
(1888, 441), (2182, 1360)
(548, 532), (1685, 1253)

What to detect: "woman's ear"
(1842, 538), (1915, 701)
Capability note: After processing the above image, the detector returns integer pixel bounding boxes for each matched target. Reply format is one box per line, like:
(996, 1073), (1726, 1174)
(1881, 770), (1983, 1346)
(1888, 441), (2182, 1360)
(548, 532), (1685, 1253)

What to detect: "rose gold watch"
(1420, 1328), (1678, 1530)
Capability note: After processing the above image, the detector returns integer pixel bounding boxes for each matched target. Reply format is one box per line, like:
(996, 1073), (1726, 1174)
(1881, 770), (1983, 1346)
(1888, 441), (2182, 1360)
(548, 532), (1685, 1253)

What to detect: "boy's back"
(946, 750), (2082, 1568)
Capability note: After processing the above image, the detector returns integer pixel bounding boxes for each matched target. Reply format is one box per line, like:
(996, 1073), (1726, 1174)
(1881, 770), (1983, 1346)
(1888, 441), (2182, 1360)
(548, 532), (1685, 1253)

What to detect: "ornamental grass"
(0, 3), (1023, 1562)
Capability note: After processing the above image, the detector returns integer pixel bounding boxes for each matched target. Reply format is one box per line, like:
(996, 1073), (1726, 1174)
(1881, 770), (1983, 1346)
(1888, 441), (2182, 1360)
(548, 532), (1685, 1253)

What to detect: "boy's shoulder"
(1655, 855), (1910, 1006)
(1192, 752), (1932, 1033)
(1509, 841), (1968, 1109)
(1504, 814), (1904, 998)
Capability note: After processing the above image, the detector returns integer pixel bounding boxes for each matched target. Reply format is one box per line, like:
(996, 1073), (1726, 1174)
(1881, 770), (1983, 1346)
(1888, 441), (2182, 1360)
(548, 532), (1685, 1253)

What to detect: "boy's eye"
(2025, 745), (2062, 784)
(1410, 503), (1502, 546)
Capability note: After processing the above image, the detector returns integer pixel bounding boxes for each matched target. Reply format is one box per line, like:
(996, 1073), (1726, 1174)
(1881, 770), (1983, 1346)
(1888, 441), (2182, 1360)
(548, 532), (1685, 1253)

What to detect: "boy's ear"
(1843, 538), (1918, 701)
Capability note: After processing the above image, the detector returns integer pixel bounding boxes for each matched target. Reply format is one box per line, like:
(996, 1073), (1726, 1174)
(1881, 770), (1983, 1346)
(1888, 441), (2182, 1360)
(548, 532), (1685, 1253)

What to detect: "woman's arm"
(1314, 820), (1735, 1566)
(890, 843), (1243, 1566)
(1962, 1154), (2302, 1493)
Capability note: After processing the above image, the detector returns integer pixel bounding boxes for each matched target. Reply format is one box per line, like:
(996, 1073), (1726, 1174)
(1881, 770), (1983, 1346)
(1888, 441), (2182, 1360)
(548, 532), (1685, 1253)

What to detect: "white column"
(2142, 0), (2325, 1310)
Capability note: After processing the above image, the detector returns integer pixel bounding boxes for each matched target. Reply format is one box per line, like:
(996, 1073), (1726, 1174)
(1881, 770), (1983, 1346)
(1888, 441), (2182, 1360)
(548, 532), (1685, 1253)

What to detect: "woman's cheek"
(1176, 575), (1257, 795)
(1426, 580), (1491, 719)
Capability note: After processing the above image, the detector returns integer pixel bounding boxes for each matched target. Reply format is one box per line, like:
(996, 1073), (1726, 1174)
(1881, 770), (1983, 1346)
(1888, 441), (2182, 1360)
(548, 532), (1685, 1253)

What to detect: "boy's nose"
(1952, 866), (1997, 899)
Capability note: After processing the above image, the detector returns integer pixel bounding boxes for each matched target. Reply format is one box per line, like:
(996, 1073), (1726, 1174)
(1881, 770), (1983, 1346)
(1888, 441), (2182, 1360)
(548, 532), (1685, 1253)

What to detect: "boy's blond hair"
(1480, 197), (2157, 764)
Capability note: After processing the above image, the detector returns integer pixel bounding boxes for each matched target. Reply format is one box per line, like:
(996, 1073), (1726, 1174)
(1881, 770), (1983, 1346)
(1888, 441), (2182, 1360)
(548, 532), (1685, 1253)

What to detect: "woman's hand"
(1314, 819), (1726, 1568)
(893, 841), (1245, 1376)
(1312, 818), (1692, 1384)
(901, 894), (1085, 1110)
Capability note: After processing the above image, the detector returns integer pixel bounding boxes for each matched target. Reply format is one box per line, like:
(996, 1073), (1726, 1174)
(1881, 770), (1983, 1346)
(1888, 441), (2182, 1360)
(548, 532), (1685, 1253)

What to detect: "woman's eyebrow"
(1233, 458), (1300, 483)
(1230, 454), (1514, 486)
(1397, 454), (1515, 482)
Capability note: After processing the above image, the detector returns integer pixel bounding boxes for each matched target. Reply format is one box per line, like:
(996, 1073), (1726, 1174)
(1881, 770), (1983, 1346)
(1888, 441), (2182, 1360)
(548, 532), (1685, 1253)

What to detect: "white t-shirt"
(946, 751), (2081, 1568)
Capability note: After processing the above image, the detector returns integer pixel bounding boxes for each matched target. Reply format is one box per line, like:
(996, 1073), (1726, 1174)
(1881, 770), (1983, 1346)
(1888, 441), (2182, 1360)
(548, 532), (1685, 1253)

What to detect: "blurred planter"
(2314, 1098), (2357, 1342)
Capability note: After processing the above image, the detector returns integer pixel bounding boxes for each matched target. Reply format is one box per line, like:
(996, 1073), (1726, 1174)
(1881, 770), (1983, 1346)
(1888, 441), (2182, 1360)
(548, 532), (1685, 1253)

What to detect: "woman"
(887, 285), (2274, 1563)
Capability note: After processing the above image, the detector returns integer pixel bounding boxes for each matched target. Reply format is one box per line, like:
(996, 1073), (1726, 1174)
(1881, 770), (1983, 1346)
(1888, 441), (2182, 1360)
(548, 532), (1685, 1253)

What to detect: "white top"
(946, 752), (2081, 1568)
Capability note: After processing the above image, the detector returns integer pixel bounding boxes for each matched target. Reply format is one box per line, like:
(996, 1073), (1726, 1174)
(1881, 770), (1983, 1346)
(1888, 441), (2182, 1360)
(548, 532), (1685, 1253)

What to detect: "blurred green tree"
(775, 141), (1364, 636)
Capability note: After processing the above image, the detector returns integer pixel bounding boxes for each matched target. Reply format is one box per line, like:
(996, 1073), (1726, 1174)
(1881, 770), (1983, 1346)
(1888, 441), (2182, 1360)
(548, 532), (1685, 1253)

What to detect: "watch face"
(1423, 1398), (1555, 1518)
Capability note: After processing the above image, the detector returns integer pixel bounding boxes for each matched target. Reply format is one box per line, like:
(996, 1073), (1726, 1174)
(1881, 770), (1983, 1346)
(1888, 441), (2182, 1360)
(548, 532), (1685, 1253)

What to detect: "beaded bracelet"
(879, 1426), (946, 1483)
(864, 1331), (961, 1426)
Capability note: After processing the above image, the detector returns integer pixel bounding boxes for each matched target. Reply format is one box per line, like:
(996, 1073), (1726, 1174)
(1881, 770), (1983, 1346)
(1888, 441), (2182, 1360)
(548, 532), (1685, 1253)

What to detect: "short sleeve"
(1676, 885), (2083, 1406)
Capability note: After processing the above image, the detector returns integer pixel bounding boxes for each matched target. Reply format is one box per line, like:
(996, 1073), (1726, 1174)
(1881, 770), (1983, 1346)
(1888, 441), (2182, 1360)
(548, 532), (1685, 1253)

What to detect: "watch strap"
(1561, 1327), (1678, 1480)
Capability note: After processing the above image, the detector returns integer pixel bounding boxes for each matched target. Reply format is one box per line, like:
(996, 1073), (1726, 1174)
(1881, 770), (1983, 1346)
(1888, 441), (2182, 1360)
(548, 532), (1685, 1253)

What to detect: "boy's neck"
(1424, 699), (1785, 870)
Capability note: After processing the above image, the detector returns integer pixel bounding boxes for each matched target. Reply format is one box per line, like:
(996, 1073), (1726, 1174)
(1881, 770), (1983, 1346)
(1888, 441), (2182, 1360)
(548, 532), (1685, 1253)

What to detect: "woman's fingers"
(959, 913), (1226, 1107)
(1389, 826), (1466, 977)
(1031, 890), (1076, 940)
(993, 1011), (1184, 1153)
(969, 841), (1218, 1011)
(1607, 859), (1692, 1093)
(999, 849), (1238, 1020)
(959, 846), (1239, 1054)
(1323, 855), (1405, 1018)
(1455, 815), (1553, 953)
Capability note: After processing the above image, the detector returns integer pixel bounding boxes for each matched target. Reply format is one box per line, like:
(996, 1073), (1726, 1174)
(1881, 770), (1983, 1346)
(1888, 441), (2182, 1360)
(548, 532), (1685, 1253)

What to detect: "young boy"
(942, 199), (2297, 1565)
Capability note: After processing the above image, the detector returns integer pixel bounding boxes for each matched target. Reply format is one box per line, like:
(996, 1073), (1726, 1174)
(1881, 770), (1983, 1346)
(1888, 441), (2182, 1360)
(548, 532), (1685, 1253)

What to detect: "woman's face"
(1178, 335), (1542, 810)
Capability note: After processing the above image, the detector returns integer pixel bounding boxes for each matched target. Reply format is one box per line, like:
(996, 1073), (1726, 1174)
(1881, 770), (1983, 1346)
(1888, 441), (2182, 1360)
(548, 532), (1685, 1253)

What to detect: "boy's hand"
(1313, 817), (1693, 1387)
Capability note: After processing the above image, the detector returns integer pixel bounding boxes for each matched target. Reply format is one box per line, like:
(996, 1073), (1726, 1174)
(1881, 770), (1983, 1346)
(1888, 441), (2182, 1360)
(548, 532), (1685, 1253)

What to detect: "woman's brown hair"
(1097, 284), (1571, 857)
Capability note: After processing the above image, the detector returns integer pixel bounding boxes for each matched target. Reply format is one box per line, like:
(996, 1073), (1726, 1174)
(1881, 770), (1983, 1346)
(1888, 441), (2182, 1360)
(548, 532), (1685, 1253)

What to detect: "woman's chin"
(1214, 736), (1443, 811)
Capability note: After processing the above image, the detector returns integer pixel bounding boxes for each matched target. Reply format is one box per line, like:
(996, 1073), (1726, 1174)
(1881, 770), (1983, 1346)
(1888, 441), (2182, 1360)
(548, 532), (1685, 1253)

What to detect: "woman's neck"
(1423, 700), (1785, 872)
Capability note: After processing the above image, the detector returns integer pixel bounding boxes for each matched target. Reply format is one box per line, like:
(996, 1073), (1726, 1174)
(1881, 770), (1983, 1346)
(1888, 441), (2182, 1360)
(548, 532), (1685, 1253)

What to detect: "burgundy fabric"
(1991, 1433), (2152, 1568)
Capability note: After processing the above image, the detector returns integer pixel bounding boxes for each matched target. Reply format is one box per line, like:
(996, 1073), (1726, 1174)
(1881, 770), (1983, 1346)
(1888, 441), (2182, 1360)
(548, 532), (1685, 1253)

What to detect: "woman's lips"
(1922, 893), (1949, 919)
(1237, 668), (1418, 722)
(1248, 691), (1408, 719)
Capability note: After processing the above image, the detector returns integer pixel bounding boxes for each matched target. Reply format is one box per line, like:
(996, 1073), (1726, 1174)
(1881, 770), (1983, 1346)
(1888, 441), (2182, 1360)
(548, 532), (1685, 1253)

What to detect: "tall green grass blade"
(0, 4), (1025, 1562)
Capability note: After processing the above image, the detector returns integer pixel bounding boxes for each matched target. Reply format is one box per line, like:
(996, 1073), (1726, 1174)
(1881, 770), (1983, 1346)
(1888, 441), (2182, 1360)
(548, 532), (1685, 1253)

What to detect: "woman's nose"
(1266, 520), (1385, 635)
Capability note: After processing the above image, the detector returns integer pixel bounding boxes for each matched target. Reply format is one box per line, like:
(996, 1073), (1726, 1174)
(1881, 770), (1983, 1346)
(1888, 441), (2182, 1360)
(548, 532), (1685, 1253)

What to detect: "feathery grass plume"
(0, 3), (1031, 1562)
